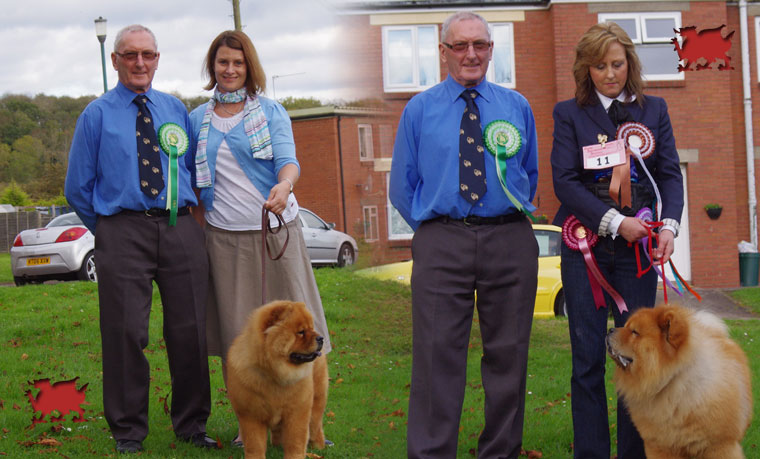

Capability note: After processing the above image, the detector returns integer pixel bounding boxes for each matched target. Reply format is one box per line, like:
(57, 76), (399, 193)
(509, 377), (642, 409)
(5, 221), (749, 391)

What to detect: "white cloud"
(0, 0), (359, 102)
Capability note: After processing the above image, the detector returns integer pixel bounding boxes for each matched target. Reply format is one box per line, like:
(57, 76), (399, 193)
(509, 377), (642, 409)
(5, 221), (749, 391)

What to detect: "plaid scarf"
(195, 87), (272, 188)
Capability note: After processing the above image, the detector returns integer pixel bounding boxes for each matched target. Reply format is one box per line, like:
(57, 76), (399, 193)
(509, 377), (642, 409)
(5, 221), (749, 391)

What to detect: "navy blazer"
(551, 95), (684, 232)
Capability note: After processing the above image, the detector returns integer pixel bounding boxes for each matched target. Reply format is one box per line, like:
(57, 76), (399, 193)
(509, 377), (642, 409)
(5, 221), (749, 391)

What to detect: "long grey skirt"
(204, 219), (332, 359)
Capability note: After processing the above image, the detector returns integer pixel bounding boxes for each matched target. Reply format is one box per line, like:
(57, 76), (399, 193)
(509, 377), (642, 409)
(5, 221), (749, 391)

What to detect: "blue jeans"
(561, 235), (656, 459)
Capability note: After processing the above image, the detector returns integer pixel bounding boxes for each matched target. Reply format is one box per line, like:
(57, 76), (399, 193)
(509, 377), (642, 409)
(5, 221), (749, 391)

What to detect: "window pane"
(359, 125), (372, 160)
(300, 210), (325, 229)
(491, 25), (513, 84)
(645, 18), (676, 41)
(637, 44), (680, 76)
(609, 18), (638, 41)
(388, 29), (413, 86)
(389, 205), (413, 238)
(417, 26), (438, 87)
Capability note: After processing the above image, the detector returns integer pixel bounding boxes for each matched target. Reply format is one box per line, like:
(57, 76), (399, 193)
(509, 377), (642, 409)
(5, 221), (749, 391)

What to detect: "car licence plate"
(26, 257), (50, 266)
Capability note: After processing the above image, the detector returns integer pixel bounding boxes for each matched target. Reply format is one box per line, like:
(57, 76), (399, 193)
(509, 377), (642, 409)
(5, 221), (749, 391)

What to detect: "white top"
(205, 110), (298, 231)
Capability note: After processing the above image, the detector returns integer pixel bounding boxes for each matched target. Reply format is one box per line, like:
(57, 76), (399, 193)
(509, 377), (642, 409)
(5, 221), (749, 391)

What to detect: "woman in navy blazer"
(551, 23), (683, 458)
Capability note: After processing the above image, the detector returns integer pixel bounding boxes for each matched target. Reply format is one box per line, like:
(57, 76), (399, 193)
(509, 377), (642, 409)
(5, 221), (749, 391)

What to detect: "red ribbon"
(562, 216), (628, 314)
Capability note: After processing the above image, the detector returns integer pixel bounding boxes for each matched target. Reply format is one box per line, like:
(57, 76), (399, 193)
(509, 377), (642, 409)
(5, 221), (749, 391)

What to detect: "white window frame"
(386, 173), (414, 240)
(486, 23), (516, 88)
(599, 12), (684, 81)
(358, 124), (374, 161)
(363, 206), (379, 242)
(382, 25), (440, 93)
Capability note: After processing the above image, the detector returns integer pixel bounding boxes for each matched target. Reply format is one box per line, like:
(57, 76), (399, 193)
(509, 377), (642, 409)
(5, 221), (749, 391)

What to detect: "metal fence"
(0, 206), (73, 252)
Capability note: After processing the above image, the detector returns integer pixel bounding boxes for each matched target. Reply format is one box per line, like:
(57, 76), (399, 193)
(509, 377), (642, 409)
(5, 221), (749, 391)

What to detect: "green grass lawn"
(0, 269), (757, 457)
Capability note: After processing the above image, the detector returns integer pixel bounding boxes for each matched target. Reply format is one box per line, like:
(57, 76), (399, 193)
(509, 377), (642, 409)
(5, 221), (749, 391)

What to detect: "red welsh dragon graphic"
(671, 24), (735, 71)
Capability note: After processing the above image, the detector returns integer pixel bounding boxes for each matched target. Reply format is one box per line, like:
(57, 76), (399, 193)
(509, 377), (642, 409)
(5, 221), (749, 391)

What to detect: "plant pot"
(706, 207), (722, 220)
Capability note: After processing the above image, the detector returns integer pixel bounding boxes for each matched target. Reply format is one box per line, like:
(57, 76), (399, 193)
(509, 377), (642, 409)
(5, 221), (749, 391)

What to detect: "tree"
(0, 181), (31, 206)
(8, 135), (44, 183)
(278, 96), (324, 110)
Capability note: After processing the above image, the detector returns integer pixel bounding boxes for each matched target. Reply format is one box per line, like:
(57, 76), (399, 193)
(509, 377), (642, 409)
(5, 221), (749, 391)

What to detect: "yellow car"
(356, 224), (565, 317)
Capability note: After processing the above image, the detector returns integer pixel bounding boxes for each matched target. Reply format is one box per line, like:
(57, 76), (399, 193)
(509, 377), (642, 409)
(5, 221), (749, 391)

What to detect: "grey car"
(298, 208), (358, 267)
(10, 212), (96, 286)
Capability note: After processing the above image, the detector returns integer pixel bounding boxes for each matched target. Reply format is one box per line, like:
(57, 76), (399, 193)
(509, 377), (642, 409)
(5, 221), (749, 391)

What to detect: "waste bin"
(739, 252), (760, 286)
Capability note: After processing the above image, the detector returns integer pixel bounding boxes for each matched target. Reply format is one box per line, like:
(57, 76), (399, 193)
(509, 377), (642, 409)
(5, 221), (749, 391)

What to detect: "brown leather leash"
(260, 205), (289, 305)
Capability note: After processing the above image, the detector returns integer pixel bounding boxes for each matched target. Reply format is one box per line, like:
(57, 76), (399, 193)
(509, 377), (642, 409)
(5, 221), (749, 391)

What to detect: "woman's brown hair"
(573, 22), (644, 106)
(203, 30), (266, 95)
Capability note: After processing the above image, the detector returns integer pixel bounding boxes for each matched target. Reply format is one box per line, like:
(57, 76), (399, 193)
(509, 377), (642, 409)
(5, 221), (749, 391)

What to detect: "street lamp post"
(94, 16), (108, 94)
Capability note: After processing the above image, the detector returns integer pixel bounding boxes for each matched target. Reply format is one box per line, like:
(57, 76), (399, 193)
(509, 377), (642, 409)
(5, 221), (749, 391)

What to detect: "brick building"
(291, 0), (760, 287)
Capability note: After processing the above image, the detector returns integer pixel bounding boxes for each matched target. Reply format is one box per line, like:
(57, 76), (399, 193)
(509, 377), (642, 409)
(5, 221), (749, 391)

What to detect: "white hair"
(113, 24), (157, 52)
(440, 11), (491, 43)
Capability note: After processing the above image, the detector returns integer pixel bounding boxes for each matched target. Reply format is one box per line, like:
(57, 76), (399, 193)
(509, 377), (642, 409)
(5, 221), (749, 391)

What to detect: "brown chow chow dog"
(226, 300), (328, 459)
(606, 305), (752, 459)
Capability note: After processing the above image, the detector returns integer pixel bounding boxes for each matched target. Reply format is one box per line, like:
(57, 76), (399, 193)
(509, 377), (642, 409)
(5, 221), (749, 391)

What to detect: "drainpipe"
(740, 0), (758, 249)
(336, 115), (348, 232)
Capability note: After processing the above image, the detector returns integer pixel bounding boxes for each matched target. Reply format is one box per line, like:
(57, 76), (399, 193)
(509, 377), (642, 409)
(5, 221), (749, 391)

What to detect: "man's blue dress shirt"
(65, 82), (198, 233)
(389, 76), (539, 231)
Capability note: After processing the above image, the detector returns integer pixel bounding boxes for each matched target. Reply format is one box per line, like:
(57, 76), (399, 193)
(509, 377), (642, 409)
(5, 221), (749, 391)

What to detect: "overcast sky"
(0, 0), (360, 102)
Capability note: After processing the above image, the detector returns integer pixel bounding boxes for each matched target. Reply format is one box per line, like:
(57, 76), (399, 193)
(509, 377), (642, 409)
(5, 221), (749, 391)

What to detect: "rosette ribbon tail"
(609, 153), (632, 208)
(639, 236), (683, 301)
(579, 237), (628, 313)
(167, 143), (179, 226)
(669, 260), (702, 301)
(494, 146), (537, 223)
(630, 146), (662, 219)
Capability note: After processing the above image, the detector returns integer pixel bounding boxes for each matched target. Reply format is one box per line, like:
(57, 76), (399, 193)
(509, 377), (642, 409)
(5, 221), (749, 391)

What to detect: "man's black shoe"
(115, 439), (143, 454)
(180, 432), (219, 449)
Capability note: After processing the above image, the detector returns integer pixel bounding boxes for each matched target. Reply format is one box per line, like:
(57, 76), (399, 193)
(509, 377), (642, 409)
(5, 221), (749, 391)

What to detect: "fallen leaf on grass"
(38, 438), (61, 447)
(379, 409), (405, 418)
(21, 354), (28, 361)
(520, 448), (543, 458)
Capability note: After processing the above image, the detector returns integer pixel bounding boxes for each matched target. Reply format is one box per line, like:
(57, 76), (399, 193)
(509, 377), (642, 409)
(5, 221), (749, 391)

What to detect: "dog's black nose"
(316, 336), (324, 344)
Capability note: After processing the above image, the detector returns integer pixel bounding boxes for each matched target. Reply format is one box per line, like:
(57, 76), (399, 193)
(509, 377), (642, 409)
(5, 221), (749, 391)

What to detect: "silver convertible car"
(298, 208), (358, 267)
(11, 212), (96, 286)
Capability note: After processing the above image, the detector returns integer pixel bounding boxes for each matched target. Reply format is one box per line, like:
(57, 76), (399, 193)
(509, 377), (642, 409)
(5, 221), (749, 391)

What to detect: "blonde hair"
(202, 30), (266, 95)
(572, 22), (644, 106)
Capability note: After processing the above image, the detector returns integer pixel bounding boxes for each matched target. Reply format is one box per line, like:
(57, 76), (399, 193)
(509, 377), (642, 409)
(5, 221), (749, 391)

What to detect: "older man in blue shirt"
(390, 12), (539, 459)
(65, 25), (216, 454)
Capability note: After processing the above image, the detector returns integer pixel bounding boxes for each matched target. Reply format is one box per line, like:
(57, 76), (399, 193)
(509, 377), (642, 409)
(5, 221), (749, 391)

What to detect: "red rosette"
(561, 214), (628, 314)
(562, 215), (598, 251)
(616, 122), (655, 159)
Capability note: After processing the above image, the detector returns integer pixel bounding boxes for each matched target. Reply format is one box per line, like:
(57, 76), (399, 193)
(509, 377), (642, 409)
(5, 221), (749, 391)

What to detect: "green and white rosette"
(158, 123), (189, 226)
(483, 120), (536, 222)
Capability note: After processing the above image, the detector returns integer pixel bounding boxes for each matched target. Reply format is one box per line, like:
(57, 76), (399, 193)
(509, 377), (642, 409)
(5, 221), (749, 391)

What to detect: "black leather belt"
(433, 213), (524, 226)
(122, 207), (190, 217)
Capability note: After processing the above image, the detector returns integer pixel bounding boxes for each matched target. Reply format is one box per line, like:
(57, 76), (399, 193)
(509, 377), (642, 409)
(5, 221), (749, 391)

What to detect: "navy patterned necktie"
(134, 96), (164, 198)
(459, 89), (486, 204)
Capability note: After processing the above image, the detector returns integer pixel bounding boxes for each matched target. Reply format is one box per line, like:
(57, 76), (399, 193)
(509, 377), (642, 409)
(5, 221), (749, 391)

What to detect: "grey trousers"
(95, 211), (210, 442)
(407, 217), (538, 459)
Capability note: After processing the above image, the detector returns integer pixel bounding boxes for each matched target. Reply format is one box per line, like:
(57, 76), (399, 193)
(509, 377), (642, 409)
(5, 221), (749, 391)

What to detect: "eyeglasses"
(442, 41), (491, 53)
(115, 51), (158, 62)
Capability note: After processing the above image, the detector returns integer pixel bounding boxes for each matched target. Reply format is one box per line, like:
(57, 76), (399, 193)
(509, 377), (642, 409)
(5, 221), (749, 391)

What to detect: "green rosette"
(483, 120), (536, 222)
(158, 123), (189, 226)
